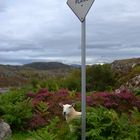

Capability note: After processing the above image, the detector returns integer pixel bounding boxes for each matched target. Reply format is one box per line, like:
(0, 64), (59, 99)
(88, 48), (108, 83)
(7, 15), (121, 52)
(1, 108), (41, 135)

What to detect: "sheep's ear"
(71, 103), (75, 107)
(59, 103), (63, 107)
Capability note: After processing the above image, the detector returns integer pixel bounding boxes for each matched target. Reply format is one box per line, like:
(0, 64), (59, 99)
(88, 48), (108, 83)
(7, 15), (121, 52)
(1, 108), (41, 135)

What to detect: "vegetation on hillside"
(0, 58), (139, 91)
(0, 62), (74, 87)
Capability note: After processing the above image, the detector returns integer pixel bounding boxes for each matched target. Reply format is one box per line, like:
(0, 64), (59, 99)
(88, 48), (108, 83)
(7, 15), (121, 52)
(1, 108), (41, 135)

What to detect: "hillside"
(111, 58), (140, 89)
(23, 62), (71, 70)
(111, 58), (140, 73)
(0, 58), (139, 89)
(0, 62), (74, 87)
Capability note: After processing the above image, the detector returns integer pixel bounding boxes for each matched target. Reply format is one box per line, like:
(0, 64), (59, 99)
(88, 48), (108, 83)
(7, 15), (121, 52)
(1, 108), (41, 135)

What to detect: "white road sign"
(67, 0), (95, 22)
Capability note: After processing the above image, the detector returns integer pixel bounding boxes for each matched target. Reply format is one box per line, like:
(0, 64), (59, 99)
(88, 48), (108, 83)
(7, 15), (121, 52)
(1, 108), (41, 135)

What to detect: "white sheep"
(59, 103), (82, 132)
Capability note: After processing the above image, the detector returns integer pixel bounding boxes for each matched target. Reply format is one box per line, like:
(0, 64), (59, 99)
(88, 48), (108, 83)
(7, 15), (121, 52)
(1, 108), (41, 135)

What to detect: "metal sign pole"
(81, 18), (86, 140)
(67, 1), (95, 139)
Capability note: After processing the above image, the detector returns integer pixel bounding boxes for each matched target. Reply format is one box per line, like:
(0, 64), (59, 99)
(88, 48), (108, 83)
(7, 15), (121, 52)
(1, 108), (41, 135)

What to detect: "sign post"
(67, 0), (95, 139)
(81, 18), (86, 140)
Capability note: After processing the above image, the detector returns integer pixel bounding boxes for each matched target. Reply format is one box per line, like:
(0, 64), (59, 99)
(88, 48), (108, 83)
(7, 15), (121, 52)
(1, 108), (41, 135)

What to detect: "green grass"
(8, 132), (33, 140)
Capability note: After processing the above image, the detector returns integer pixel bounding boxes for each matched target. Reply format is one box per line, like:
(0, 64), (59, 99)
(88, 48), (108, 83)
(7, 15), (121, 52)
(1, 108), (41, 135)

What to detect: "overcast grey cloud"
(0, 0), (140, 65)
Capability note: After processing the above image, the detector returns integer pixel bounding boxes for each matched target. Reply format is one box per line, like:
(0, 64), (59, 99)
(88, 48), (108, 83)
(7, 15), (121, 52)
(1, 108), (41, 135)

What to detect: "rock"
(116, 75), (140, 92)
(126, 75), (140, 89)
(115, 85), (128, 94)
(111, 58), (140, 74)
(0, 88), (9, 94)
(0, 120), (12, 140)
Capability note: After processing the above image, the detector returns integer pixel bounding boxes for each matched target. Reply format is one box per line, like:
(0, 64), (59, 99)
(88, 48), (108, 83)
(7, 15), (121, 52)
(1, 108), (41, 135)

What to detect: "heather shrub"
(26, 88), (80, 129)
(0, 88), (33, 130)
(26, 88), (140, 129)
(87, 90), (140, 113)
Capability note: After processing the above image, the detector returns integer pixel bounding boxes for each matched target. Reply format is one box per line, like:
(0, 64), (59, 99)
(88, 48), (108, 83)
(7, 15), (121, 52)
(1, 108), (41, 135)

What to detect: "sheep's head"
(59, 103), (75, 116)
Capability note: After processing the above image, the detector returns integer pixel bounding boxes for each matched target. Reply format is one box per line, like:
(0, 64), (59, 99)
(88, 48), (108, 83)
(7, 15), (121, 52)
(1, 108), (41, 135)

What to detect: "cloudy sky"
(0, 0), (140, 65)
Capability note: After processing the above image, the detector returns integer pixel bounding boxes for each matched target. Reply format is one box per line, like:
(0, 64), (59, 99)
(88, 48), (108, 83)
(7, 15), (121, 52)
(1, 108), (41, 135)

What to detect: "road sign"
(67, 0), (95, 22)
(67, 0), (95, 140)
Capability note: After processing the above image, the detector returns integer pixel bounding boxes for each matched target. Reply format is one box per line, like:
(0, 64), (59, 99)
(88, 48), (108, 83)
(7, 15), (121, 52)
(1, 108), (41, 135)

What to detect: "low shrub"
(2, 86), (139, 134)
(30, 117), (59, 140)
(87, 90), (140, 113)
(27, 88), (140, 129)
(9, 106), (140, 140)
(0, 88), (33, 130)
(26, 88), (80, 129)
(9, 132), (32, 140)
(86, 64), (116, 91)
(39, 78), (60, 91)
(57, 106), (140, 140)
(86, 107), (140, 140)
(2, 87), (140, 140)
(30, 116), (78, 140)
(62, 69), (81, 92)
(133, 88), (140, 96)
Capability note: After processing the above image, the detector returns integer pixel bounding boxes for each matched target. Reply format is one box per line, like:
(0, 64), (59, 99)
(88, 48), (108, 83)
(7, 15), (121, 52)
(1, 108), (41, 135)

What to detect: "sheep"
(59, 103), (82, 132)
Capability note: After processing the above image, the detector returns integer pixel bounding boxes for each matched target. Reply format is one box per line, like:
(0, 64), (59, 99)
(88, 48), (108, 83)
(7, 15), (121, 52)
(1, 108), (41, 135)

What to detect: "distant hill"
(0, 62), (74, 87)
(23, 62), (71, 70)
(71, 64), (81, 68)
